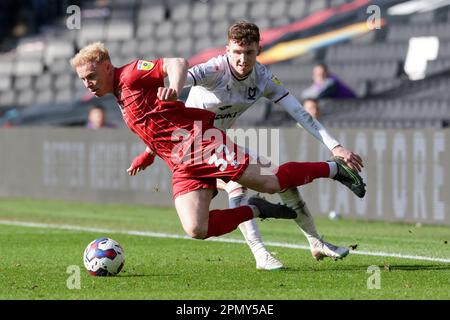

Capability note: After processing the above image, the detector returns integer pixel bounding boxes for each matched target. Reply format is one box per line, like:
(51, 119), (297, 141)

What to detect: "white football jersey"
(185, 55), (289, 130)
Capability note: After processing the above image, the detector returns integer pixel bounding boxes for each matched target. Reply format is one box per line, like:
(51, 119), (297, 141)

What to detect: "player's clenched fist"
(157, 87), (178, 101)
(127, 150), (155, 176)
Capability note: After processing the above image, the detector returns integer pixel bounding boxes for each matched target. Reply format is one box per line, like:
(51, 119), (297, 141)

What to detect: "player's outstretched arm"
(277, 94), (363, 172)
(127, 147), (155, 176)
(160, 57), (189, 101)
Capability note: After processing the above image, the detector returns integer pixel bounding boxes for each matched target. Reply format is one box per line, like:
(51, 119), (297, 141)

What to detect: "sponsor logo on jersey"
(271, 76), (283, 86)
(137, 60), (155, 71)
(215, 112), (239, 120)
(218, 105), (232, 111)
(247, 87), (257, 100)
(199, 68), (206, 79)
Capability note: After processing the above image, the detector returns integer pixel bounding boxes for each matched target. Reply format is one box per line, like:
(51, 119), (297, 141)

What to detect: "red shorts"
(171, 130), (250, 199)
(134, 102), (251, 199)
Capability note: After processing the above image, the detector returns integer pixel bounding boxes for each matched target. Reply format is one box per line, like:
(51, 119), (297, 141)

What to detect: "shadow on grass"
(283, 265), (364, 272)
(118, 273), (179, 278)
(384, 264), (450, 271)
(282, 263), (450, 273)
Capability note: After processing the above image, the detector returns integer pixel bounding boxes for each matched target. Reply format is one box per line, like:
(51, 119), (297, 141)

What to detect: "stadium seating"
(0, 0), (449, 128)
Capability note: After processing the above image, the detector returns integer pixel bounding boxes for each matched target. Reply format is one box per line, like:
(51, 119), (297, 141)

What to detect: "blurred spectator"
(86, 104), (115, 129)
(303, 99), (320, 120)
(1, 0), (79, 41)
(302, 63), (356, 100)
(0, 1), (21, 42)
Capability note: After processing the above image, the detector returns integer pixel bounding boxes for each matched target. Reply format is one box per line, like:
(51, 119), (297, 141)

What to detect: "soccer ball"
(83, 237), (125, 276)
(328, 210), (341, 220)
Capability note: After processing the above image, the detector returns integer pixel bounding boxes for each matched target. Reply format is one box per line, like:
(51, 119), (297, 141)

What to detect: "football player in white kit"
(183, 21), (364, 270)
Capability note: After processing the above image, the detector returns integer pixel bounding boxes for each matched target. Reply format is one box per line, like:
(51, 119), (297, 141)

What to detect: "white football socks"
(229, 194), (267, 256)
(328, 161), (338, 178)
(278, 188), (320, 246)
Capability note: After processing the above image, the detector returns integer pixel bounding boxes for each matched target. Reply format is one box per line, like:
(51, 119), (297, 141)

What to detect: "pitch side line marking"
(1, 219), (449, 263)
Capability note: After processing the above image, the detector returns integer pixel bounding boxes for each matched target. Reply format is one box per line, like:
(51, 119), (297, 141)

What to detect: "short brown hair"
(227, 21), (260, 46)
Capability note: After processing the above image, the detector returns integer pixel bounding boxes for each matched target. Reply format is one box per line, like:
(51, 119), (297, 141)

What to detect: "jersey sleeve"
(187, 56), (225, 89)
(263, 70), (290, 103)
(123, 59), (164, 89)
(277, 94), (340, 151)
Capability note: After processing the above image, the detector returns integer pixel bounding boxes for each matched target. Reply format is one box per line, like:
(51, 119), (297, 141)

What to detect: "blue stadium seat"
(212, 20), (230, 39)
(229, 3), (248, 20)
(44, 40), (75, 66)
(54, 74), (73, 91)
(109, 6), (134, 20)
(0, 76), (12, 91)
(287, 0), (308, 19)
(103, 40), (121, 57)
(120, 39), (139, 58)
(175, 37), (194, 57)
(13, 75), (34, 91)
(77, 20), (106, 47)
(138, 2), (165, 24)
(0, 0), (447, 130)
(194, 37), (214, 53)
(268, 1), (288, 19)
(35, 89), (54, 105)
(105, 20), (134, 41)
(138, 39), (158, 58)
(0, 55), (14, 76)
(14, 59), (44, 77)
(155, 21), (173, 40)
(136, 23), (155, 40)
(271, 17), (291, 28)
(0, 91), (16, 106)
(249, 1), (270, 20)
(409, 11), (435, 24)
(173, 21), (192, 39)
(170, 2), (191, 22)
(54, 88), (74, 104)
(253, 17), (271, 30)
(156, 39), (175, 57)
(190, 2), (209, 22)
(48, 58), (70, 75)
(16, 89), (35, 106)
(210, 3), (228, 21)
(329, 0), (348, 7)
(308, 0), (327, 15)
(34, 73), (52, 91)
(193, 21), (211, 39)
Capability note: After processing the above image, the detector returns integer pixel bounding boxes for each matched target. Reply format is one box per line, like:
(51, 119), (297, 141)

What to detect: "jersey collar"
(113, 67), (121, 98)
(226, 56), (253, 82)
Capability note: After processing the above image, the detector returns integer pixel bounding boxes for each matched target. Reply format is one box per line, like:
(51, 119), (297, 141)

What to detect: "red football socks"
(204, 206), (253, 239)
(275, 162), (330, 191)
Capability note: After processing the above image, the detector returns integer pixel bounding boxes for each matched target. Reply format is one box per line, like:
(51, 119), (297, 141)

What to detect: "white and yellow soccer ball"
(83, 238), (125, 276)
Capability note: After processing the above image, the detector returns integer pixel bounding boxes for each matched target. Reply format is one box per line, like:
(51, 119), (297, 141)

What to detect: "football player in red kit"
(70, 42), (365, 242)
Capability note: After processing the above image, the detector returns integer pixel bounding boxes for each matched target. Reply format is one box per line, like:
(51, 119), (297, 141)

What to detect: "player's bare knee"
(261, 178), (280, 194)
(264, 186), (278, 194)
(184, 225), (208, 239)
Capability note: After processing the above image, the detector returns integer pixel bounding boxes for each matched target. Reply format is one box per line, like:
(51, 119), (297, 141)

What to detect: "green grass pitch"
(0, 197), (449, 300)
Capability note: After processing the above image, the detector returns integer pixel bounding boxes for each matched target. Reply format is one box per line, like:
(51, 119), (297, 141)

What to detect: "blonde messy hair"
(70, 42), (111, 69)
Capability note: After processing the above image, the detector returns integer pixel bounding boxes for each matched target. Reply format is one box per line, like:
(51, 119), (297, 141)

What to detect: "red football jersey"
(114, 59), (217, 168)
(113, 59), (250, 197)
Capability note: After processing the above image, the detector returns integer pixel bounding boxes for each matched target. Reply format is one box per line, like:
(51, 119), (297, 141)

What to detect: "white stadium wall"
(0, 127), (448, 225)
